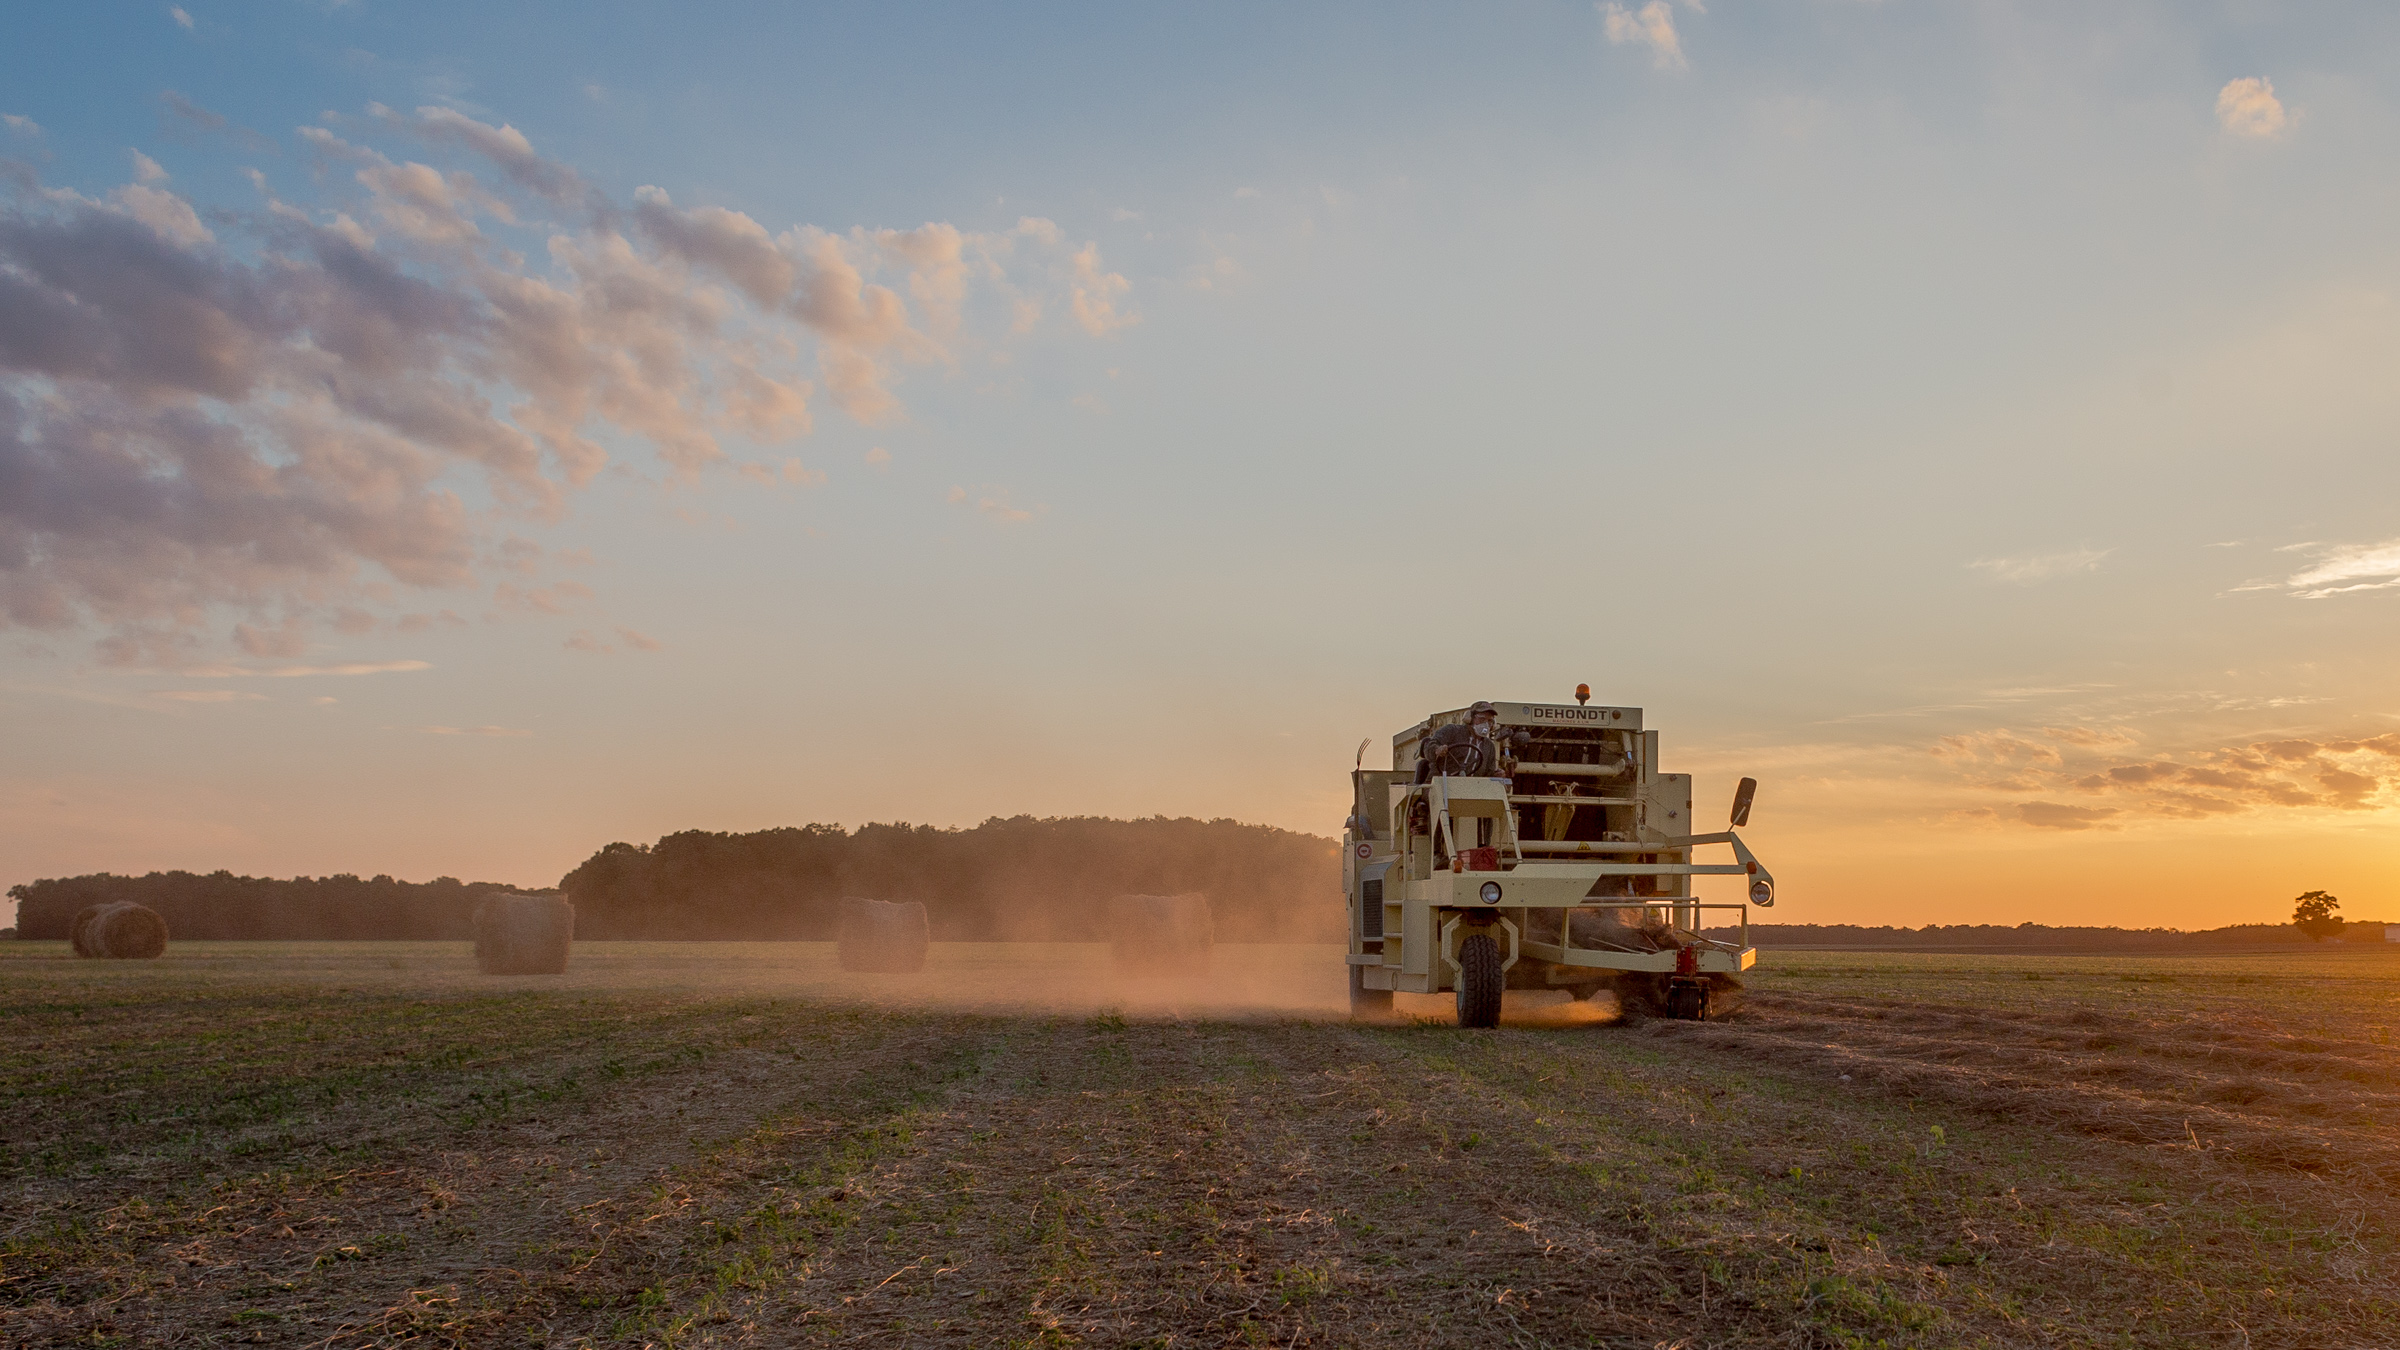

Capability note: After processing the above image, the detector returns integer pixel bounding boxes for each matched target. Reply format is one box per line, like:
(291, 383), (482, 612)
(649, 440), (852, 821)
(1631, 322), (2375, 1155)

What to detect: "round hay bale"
(835, 897), (930, 973)
(1108, 892), (1214, 973)
(69, 904), (107, 958)
(72, 902), (168, 959)
(472, 892), (574, 975)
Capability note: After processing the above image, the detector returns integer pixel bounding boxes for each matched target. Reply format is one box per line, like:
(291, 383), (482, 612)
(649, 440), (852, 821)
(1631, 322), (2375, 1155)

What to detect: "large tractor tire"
(1349, 964), (1392, 1021)
(1455, 932), (1503, 1029)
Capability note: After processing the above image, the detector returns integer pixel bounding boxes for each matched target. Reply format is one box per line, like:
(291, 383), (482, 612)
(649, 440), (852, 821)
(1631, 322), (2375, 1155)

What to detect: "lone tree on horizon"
(2293, 890), (2344, 942)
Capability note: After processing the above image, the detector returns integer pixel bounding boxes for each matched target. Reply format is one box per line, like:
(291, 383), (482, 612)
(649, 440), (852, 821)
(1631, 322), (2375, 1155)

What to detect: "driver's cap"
(1468, 700), (1498, 715)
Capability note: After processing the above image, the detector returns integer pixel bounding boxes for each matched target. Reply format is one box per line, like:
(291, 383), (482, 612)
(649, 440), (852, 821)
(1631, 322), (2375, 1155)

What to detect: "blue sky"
(5, 2), (2400, 927)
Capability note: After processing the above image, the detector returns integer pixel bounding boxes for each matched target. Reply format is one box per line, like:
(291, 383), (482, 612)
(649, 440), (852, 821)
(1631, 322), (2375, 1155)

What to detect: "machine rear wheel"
(1667, 978), (1711, 1021)
(1455, 933), (1503, 1028)
(1349, 963), (1393, 1021)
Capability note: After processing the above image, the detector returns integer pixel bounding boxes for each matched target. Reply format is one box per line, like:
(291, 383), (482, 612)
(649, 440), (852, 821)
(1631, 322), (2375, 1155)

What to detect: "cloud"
(492, 581), (592, 615)
(158, 91), (274, 154)
(565, 625), (663, 654)
(420, 724), (530, 737)
(1, 120), (1120, 660)
(233, 619), (308, 658)
(154, 689), (264, 702)
(2042, 725), (2138, 749)
(1967, 547), (2110, 584)
(379, 104), (586, 204)
(158, 91), (224, 135)
(949, 484), (1034, 523)
(3, 114), (41, 139)
(864, 446), (890, 467)
(169, 6), (193, 30)
(1949, 726), (2396, 826)
(1069, 242), (1135, 336)
(2278, 538), (2400, 599)
(1931, 730), (2060, 765)
(2217, 77), (2288, 139)
(180, 660), (431, 677)
(2015, 801), (2118, 830)
(1599, 0), (1696, 72)
(780, 457), (825, 485)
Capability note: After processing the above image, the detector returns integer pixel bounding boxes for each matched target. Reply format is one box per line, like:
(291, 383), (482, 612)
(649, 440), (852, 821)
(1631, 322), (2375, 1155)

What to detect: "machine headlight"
(1750, 879), (1773, 907)
(1478, 881), (1503, 905)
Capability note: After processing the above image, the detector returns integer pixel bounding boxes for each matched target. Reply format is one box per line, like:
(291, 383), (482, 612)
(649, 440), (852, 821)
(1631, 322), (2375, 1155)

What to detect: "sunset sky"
(5, 2), (2399, 930)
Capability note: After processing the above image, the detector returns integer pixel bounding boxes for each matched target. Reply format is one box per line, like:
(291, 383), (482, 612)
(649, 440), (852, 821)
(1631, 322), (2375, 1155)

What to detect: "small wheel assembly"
(1455, 930), (1504, 1028)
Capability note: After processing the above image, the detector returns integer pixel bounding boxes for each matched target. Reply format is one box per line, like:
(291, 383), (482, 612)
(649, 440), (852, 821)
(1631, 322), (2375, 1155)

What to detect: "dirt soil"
(3, 941), (2397, 1347)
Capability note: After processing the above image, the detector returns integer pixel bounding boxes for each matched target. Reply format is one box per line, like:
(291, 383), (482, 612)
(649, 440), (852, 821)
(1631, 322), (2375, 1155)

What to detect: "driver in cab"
(1415, 702), (1529, 781)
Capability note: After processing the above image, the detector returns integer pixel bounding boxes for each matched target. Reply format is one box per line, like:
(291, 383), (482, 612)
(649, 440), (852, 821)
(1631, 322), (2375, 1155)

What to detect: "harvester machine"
(1342, 688), (1775, 1027)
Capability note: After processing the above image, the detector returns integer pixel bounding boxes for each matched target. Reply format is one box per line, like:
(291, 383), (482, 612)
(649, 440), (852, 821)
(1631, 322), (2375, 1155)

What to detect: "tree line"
(9, 871), (530, 940)
(9, 815), (1343, 943)
(559, 816), (1341, 941)
(1717, 920), (2385, 951)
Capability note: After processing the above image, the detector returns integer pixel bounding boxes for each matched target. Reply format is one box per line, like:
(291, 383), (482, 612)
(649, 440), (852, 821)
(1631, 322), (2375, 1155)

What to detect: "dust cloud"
(44, 941), (1623, 1027)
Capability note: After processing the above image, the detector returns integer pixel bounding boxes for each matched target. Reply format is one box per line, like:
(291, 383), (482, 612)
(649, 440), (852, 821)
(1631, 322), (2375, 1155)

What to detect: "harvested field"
(3, 942), (2396, 1347)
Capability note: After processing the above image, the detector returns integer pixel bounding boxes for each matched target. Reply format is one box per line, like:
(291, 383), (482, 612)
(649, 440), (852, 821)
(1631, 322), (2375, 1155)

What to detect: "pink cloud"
(1, 116), (1119, 661)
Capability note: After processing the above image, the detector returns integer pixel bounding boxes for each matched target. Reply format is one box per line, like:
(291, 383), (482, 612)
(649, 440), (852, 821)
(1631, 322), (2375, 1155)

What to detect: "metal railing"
(1548, 900), (1750, 955)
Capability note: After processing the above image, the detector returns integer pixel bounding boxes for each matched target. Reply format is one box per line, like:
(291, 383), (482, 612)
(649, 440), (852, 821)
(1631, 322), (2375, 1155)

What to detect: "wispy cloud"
(948, 486), (1035, 523)
(179, 660), (432, 678)
(420, 725), (531, 737)
(169, 5), (193, 30)
(157, 90), (274, 154)
(2216, 77), (2288, 139)
(2015, 802), (2119, 831)
(1967, 547), (2110, 584)
(1599, 0), (1698, 72)
(2041, 725), (2138, 750)
(564, 626), (663, 654)
(1069, 242), (1135, 335)
(154, 689), (265, 703)
(2, 114), (39, 138)
(2278, 538), (2400, 599)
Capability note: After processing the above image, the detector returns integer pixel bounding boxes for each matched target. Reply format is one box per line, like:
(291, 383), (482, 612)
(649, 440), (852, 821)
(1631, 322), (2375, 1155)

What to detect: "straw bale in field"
(69, 905), (104, 957)
(473, 892), (574, 975)
(1109, 892), (1214, 972)
(835, 897), (930, 973)
(70, 902), (169, 959)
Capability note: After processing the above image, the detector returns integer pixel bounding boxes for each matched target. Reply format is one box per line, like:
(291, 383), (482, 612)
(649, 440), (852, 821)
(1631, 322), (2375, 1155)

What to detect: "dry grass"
(2, 940), (2395, 1347)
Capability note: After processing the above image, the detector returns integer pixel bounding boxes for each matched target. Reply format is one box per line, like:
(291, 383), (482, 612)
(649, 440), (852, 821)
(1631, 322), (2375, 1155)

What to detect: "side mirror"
(1730, 777), (1757, 828)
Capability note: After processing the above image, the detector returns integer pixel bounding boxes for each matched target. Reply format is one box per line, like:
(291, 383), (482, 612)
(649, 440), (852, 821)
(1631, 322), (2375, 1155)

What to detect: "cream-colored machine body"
(1343, 700), (1773, 1022)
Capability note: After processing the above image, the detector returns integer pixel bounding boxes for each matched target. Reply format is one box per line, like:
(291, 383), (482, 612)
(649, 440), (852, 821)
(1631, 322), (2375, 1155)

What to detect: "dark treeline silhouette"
(9, 872), (539, 940)
(7, 816), (1342, 943)
(1708, 921), (2391, 952)
(560, 816), (1342, 942)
